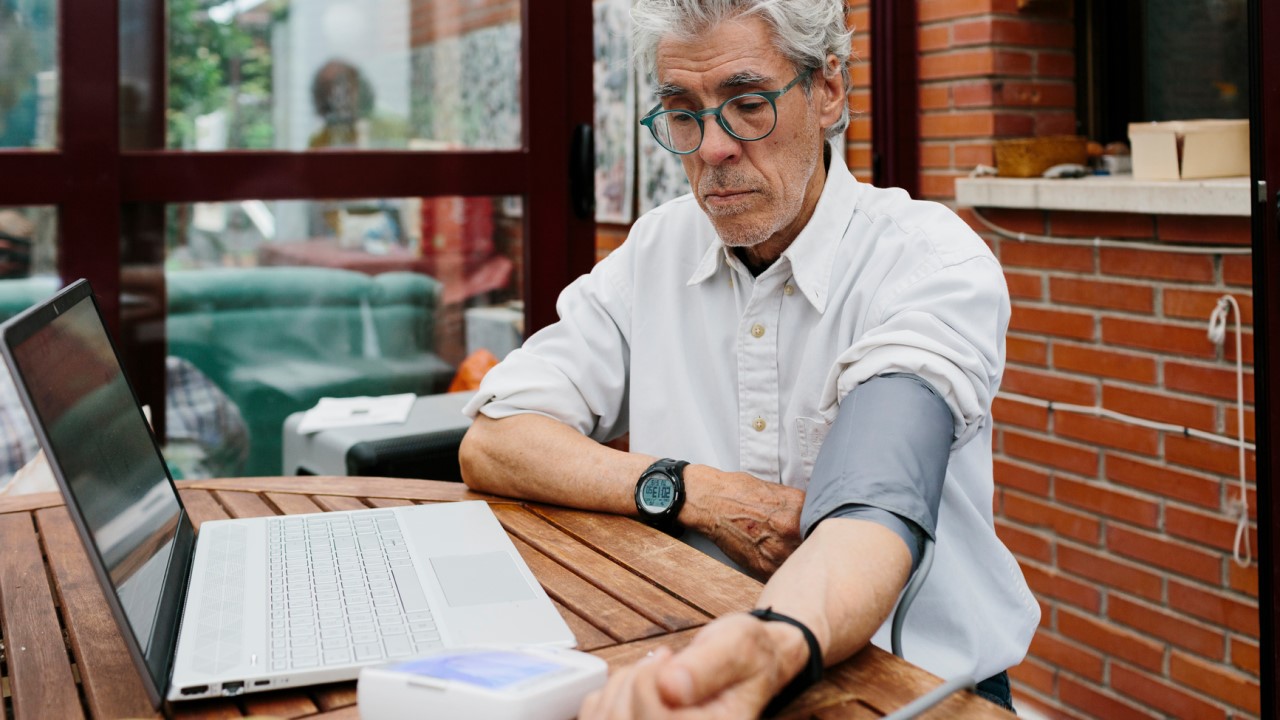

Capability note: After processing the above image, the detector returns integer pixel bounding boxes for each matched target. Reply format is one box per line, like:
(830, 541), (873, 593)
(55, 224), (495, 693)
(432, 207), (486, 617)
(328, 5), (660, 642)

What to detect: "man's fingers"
(656, 617), (766, 706)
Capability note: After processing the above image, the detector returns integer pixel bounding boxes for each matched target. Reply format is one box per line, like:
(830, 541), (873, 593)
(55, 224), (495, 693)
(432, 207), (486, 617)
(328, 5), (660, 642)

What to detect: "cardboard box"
(1128, 119), (1249, 180)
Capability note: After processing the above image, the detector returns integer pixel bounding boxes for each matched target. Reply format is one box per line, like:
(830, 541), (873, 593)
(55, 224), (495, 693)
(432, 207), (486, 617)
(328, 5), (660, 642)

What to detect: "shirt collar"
(686, 142), (860, 313)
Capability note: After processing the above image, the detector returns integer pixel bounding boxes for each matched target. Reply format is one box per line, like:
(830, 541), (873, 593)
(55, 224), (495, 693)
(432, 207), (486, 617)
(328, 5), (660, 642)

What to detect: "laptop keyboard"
(267, 511), (442, 671)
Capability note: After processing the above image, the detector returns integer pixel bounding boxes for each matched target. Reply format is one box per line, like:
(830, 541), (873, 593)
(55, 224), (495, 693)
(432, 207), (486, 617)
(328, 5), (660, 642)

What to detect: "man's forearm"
(460, 413), (652, 516)
(756, 517), (914, 676)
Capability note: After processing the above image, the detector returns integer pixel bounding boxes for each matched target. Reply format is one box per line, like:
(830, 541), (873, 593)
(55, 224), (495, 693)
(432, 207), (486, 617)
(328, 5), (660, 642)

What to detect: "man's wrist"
(675, 464), (715, 532)
(749, 607), (825, 716)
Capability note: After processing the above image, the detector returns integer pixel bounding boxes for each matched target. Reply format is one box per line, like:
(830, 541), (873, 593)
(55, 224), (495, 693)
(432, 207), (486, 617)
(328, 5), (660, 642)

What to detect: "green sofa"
(166, 267), (454, 475)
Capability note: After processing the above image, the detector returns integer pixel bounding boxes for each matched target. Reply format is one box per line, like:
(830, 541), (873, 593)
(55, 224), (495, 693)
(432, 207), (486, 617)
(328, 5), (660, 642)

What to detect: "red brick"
(1034, 111), (1078, 136)
(999, 240), (1093, 272)
(1222, 255), (1253, 286)
(1055, 412), (1160, 457)
(1004, 270), (1043, 299)
(1165, 361), (1255, 404)
(996, 519), (1053, 562)
(1029, 631), (1104, 681)
(850, 61), (870, 88)
(1223, 329), (1254, 364)
(1171, 651), (1262, 714)
(1101, 317), (1218, 359)
(1003, 490), (1102, 544)
(994, 457), (1051, 496)
(1109, 594), (1225, 659)
(918, 84), (950, 110)
(951, 81), (994, 107)
(1169, 580), (1260, 637)
(994, 111), (1036, 136)
(994, 394), (1049, 430)
(1166, 435), (1257, 481)
(995, 18), (1075, 48)
(1002, 367), (1096, 405)
(1228, 561), (1259, 598)
(1058, 675), (1158, 720)
(1036, 51), (1075, 78)
(1166, 505), (1255, 555)
(1055, 475), (1160, 526)
(1004, 427), (1099, 477)
(1111, 663), (1228, 720)
(1049, 211), (1154, 239)
(918, 24), (951, 52)
(919, 172), (963, 199)
(1104, 454), (1221, 510)
(847, 116), (871, 141)
(1022, 562), (1102, 613)
(1006, 334), (1049, 365)
(1008, 655), (1056, 698)
(1053, 344), (1157, 384)
(1009, 305), (1095, 340)
(1058, 607), (1164, 672)
(950, 18), (995, 45)
(1224, 407), (1256, 443)
(1164, 288), (1253, 324)
(1157, 215), (1252, 246)
(918, 0), (1021, 22)
(1107, 525), (1222, 584)
(920, 143), (952, 168)
(994, 80), (1076, 108)
(1101, 384), (1217, 432)
(1099, 247), (1216, 283)
(1058, 542), (1162, 601)
(846, 145), (872, 172)
(954, 142), (994, 167)
(1230, 636), (1261, 675)
(920, 111), (993, 138)
(920, 50), (1021, 80)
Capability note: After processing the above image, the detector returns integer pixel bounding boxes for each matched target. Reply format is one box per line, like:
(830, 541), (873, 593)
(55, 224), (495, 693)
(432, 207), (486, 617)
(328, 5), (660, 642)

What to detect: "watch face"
(638, 475), (676, 514)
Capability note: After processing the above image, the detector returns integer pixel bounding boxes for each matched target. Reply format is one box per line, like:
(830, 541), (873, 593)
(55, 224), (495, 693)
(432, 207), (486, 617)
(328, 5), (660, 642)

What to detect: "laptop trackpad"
(430, 551), (535, 607)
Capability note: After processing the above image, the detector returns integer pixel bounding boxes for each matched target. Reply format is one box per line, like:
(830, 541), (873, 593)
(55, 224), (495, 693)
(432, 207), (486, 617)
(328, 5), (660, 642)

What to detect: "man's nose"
(697, 115), (741, 165)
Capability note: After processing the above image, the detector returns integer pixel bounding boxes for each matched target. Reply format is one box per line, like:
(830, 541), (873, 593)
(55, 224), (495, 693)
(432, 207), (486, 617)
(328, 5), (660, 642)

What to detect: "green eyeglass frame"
(639, 68), (812, 155)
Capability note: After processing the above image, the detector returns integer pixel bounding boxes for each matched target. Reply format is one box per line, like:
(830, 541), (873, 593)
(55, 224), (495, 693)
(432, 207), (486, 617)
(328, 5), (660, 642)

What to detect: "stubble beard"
(698, 140), (821, 250)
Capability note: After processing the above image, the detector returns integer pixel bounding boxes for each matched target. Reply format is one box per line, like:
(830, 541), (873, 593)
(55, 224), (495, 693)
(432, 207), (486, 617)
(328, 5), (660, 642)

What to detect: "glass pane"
(0, 206), (59, 489)
(0, 0), (58, 148)
(167, 0), (522, 151)
(1143, 0), (1248, 121)
(147, 195), (523, 477)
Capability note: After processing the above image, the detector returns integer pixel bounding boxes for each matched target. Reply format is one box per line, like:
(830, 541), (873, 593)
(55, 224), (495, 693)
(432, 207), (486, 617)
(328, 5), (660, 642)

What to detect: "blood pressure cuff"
(799, 373), (952, 571)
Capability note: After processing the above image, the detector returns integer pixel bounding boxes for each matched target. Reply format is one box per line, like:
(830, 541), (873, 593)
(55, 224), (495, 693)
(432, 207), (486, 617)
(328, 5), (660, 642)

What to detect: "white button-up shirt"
(465, 147), (1039, 682)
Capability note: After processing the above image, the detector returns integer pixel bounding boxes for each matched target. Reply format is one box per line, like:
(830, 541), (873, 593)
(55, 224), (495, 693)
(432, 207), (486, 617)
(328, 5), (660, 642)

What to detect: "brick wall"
(409, 0), (519, 46)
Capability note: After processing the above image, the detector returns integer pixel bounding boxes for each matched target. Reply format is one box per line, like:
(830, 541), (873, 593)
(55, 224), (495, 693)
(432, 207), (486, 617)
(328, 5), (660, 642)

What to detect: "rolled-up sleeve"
(820, 254), (1009, 448)
(462, 241), (634, 443)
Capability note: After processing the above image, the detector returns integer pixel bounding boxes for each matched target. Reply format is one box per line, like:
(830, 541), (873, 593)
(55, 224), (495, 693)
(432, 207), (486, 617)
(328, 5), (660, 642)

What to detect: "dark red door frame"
(0, 0), (593, 414)
(869, 0), (919, 196)
(1249, 0), (1278, 712)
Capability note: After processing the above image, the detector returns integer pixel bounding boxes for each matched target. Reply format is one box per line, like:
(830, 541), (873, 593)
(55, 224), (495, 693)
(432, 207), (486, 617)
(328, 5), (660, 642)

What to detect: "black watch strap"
(749, 607), (824, 717)
(635, 458), (688, 535)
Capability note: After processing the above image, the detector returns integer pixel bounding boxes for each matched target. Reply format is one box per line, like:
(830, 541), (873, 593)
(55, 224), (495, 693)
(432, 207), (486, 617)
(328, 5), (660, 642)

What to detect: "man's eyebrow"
(722, 71), (770, 88)
(654, 82), (687, 98)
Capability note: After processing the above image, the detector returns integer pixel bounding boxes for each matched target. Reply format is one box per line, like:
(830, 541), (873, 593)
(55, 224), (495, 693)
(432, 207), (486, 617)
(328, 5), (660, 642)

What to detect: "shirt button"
(750, 323), (766, 338)
(752, 417), (766, 432)
(784, 284), (795, 296)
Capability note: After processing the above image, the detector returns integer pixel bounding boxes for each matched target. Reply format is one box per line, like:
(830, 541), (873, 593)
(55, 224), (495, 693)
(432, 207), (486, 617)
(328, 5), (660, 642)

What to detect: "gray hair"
(632, 0), (853, 139)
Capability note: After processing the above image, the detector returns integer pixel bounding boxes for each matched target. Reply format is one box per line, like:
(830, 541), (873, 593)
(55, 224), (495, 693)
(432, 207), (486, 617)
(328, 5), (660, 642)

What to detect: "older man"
(460, 0), (1038, 715)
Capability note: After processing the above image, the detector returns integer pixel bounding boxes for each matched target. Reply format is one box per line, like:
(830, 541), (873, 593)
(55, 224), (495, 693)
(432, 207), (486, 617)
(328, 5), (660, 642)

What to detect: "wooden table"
(0, 477), (1012, 719)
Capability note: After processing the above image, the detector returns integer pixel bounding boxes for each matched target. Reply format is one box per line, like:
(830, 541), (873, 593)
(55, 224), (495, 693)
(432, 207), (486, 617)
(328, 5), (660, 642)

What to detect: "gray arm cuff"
(800, 373), (952, 548)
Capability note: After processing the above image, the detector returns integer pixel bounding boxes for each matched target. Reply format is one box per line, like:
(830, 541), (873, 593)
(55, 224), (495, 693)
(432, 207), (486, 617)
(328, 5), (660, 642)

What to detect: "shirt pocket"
(793, 416), (833, 483)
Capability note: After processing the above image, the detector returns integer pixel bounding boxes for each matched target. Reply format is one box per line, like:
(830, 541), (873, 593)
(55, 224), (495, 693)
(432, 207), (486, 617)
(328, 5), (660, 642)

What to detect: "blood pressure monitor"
(357, 646), (607, 720)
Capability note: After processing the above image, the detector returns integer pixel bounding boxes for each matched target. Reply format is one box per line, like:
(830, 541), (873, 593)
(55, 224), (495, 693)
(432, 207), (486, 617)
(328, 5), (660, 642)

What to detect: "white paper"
(296, 393), (416, 434)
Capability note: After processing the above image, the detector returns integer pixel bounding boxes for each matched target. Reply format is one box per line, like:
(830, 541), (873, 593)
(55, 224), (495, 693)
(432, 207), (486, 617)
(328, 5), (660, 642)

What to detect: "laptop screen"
(2, 281), (190, 700)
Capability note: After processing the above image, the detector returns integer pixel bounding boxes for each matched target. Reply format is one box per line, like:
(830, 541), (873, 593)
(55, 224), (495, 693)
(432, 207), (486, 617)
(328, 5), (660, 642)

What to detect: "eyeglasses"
(639, 69), (812, 155)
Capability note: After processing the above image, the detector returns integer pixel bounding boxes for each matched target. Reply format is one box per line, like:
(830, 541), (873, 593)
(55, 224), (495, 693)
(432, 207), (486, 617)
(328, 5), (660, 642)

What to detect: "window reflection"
(0, 0), (57, 149)
(167, 0), (521, 151)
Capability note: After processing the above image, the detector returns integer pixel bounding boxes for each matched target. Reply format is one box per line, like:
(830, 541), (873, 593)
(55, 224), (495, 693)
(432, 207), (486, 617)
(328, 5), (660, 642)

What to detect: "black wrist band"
(749, 606), (824, 717)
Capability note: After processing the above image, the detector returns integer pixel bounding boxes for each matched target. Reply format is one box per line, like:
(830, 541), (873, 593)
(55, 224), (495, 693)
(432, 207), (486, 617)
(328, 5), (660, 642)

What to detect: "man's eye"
(668, 113), (696, 125)
(736, 101), (766, 114)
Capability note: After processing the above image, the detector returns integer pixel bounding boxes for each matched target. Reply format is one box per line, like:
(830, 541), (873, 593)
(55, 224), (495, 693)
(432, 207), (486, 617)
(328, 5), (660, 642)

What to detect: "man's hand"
(579, 613), (807, 720)
(682, 467), (806, 578)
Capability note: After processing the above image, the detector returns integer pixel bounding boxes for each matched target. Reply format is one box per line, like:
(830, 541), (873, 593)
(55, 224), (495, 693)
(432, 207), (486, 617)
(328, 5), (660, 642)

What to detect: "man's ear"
(816, 54), (846, 129)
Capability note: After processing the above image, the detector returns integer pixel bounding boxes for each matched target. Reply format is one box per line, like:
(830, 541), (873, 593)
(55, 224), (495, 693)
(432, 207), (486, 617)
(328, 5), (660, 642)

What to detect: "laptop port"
(254, 680), (271, 687)
(180, 685), (209, 696)
(221, 681), (245, 696)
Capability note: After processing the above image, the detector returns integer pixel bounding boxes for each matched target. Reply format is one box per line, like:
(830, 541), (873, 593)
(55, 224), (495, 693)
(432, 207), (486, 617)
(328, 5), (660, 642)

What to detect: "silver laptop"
(0, 279), (574, 707)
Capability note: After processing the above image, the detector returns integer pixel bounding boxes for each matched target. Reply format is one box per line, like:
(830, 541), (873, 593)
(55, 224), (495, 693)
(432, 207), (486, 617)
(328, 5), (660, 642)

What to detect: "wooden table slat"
(530, 505), (763, 617)
(493, 504), (710, 632)
(212, 490), (277, 519)
(825, 647), (1011, 719)
(265, 492), (325, 516)
(240, 689), (319, 718)
(36, 508), (158, 720)
(311, 495), (369, 513)
(168, 697), (243, 719)
(0, 513), (85, 720)
(308, 704), (362, 720)
(178, 489), (231, 530)
(550, 599), (614, 651)
(588, 627), (702, 671)
(509, 535), (666, 644)
(363, 497), (412, 508)
(0, 490), (67, 515)
(180, 477), (496, 505)
(311, 683), (358, 712)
